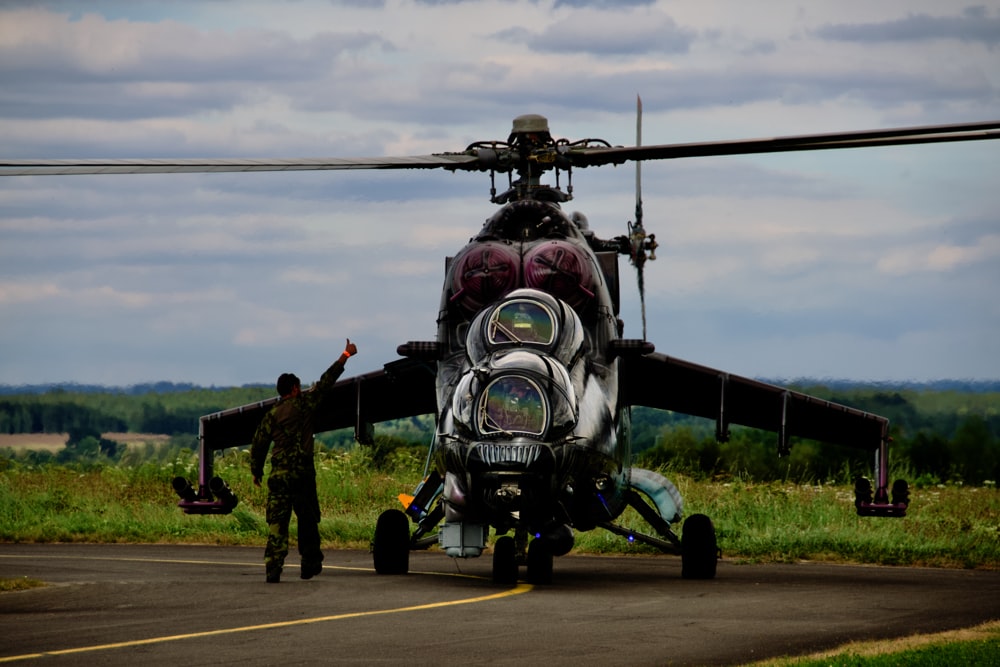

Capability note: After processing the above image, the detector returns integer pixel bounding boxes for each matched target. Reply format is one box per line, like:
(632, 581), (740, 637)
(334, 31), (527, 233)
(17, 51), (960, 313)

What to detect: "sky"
(0, 0), (998, 387)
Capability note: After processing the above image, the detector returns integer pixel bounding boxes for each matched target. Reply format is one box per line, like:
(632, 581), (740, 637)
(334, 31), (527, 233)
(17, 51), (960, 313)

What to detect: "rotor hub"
(508, 114), (553, 146)
(511, 114), (550, 135)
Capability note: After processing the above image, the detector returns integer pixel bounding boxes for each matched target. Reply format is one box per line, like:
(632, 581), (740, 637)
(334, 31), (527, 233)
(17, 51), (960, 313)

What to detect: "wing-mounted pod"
(173, 397), (280, 514)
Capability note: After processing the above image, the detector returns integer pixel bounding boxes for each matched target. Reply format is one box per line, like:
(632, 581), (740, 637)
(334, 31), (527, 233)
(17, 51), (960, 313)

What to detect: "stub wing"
(199, 358), (437, 451)
(620, 352), (888, 452)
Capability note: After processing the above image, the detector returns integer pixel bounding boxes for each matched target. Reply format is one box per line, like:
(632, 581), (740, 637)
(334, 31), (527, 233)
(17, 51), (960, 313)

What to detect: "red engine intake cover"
(523, 240), (595, 309)
(450, 241), (521, 313)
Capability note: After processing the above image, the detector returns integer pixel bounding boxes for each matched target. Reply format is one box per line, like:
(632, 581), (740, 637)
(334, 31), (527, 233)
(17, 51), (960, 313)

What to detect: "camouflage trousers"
(264, 472), (323, 577)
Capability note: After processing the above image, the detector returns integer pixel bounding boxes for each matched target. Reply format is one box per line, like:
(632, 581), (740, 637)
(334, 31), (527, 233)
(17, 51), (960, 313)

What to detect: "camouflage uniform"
(250, 357), (348, 581)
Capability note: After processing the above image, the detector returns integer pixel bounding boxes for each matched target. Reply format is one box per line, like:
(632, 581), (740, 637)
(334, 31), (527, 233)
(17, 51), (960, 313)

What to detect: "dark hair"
(276, 373), (300, 397)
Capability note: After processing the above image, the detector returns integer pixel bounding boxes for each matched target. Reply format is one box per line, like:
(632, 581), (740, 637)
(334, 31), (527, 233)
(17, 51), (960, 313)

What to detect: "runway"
(1, 543), (998, 665)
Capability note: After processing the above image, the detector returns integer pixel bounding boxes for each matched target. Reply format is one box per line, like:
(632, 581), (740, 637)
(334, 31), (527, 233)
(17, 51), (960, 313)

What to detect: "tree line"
(633, 387), (999, 485)
(0, 386), (274, 436)
(0, 385), (996, 485)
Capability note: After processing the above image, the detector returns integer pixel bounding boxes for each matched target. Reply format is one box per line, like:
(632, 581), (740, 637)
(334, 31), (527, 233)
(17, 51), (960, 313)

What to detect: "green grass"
(790, 641), (1000, 666)
(575, 475), (1000, 569)
(0, 576), (46, 592)
(749, 620), (1000, 666)
(0, 447), (424, 548)
(1, 447), (998, 569)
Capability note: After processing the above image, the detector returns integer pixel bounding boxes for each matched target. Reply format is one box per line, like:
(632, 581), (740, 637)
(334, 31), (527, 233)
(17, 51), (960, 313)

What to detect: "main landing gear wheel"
(492, 535), (518, 585)
(854, 477), (873, 507)
(373, 509), (410, 575)
(526, 539), (553, 585)
(681, 513), (718, 580)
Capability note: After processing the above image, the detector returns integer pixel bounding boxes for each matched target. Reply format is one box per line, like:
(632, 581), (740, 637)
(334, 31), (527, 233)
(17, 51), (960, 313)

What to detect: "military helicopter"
(5, 109), (998, 583)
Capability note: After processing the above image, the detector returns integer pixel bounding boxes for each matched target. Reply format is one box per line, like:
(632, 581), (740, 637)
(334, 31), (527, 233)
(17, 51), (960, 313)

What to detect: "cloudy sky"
(1, 0), (998, 387)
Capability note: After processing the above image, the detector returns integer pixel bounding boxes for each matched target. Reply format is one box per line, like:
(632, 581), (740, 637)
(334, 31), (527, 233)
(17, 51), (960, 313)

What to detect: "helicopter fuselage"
(424, 197), (635, 556)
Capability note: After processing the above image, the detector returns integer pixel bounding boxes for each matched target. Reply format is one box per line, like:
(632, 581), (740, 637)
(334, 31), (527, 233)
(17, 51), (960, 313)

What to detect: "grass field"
(750, 620), (1000, 666)
(1, 446), (997, 569)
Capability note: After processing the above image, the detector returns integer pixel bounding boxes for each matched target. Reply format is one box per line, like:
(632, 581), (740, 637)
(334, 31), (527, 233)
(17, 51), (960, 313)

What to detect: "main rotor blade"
(571, 120), (1000, 167)
(3, 120), (997, 177)
(0, 153), (480, 177)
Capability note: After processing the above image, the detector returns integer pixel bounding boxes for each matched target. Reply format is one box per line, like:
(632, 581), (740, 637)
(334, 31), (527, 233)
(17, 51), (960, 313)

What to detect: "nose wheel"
(491, 531), (554, 585)
(525, 539), (553, 584)
(492, 535), (518, 584)
(373, 509), (410, 575)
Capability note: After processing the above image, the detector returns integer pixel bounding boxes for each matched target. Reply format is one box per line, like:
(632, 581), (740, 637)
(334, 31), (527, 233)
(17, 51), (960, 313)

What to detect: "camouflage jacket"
(250, 357), (347, 480)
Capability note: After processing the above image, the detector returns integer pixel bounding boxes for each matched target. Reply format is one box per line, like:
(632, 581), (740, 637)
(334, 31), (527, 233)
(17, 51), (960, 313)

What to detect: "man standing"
(250, 339), (359, 583)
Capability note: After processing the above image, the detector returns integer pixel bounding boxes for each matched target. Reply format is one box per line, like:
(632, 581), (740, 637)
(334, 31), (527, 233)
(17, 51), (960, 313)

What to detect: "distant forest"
(1, 381), (997, 486)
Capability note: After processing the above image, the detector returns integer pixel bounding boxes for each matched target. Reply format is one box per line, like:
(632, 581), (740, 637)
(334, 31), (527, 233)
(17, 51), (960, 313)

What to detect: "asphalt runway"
(1, 543), (998, 666)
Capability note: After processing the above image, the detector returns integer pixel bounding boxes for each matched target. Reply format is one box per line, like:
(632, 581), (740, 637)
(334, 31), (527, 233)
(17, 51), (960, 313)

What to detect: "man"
(250, 339), (358, 583)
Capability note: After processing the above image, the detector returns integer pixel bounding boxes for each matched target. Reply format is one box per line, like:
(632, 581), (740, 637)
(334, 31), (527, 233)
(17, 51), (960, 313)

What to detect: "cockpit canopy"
(489, 300), (555, 345)
(479, 375), (546, 436)
(451, 348), (578, 440)
(466, 288), (585, 366)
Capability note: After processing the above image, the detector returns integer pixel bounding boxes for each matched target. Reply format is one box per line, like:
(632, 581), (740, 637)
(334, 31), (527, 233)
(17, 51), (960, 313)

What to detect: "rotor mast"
(492, 113), (574, 204)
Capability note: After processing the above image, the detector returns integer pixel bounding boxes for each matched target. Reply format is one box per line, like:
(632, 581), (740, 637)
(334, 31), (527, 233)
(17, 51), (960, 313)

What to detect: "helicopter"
(4, 108), (999, 583)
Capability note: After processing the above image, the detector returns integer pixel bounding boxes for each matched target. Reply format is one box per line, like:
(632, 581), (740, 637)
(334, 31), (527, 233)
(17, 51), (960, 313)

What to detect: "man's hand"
(344, 338), (358, 357)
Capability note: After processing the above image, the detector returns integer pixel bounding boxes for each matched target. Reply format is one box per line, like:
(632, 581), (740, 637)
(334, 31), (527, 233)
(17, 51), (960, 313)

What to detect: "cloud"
(877, 233), (1000, 275)
(553, 0), (655, 7)
(494, 8), (695, 55)
(815, 5), (1000, 46)
(0, 8), (393, 120)
(0, 281), (61, 305)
